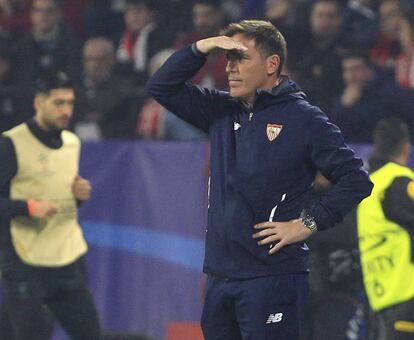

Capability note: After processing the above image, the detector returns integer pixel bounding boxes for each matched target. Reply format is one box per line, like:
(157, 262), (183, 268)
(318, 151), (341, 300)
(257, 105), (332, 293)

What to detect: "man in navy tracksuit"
(146, 20), (373, 340)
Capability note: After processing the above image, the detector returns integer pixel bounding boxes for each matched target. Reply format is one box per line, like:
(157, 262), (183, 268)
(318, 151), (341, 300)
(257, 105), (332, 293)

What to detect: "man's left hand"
(72, 175), (92, 201)
(253, 219), (312, 255)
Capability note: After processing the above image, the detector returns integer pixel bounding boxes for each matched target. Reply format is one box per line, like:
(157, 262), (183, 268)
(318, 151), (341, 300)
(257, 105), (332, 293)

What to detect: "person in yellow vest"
(0, 72), (101, 339)
(358, 117), (414, 340)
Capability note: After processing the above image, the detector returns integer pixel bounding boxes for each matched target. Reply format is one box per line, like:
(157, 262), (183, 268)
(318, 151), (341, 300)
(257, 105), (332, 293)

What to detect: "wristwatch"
(301, 214), (318, 233)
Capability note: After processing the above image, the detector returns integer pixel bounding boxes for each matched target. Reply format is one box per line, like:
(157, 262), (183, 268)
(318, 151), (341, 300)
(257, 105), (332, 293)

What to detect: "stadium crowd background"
(1, 0), (414, 143)
(1, 0), (414, 339)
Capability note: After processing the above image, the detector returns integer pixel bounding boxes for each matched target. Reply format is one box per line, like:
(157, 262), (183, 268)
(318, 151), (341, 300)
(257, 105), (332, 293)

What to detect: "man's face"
(83, 43), (114, 82)
(342, 58), (372, 87)
(265, 0), (291, 22)
(31, 0), (61, 34)
(125, 4), (152, 33)
(379, 1), (402, 39)
(310, 1), (342, 40)
(225, 34), (278, 104)
(35, 89), (75, 132)
(192, 3), (221, 37)
(0, 57), (11, 81)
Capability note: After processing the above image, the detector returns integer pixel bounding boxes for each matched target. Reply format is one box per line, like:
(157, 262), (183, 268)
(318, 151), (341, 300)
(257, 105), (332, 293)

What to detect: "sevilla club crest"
(266, 124), (283, 141)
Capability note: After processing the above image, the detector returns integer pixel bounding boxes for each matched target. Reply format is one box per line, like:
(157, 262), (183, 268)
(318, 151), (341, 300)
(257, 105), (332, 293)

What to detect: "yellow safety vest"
(3, 123), (87, 267)
(357, 162), (414, 311)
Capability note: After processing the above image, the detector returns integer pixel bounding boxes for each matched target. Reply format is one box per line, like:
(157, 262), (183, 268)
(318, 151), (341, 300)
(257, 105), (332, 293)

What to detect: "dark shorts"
(201, 273), (309, 340)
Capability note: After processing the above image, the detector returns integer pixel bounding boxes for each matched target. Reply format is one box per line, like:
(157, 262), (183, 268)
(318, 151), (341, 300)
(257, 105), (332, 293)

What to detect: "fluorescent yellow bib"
(357, 162), (414, 311)
(3, 123), (87, 266)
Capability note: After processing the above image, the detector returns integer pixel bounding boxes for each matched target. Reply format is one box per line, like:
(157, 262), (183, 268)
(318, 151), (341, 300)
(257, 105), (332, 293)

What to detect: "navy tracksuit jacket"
(146, 45), (373, 279)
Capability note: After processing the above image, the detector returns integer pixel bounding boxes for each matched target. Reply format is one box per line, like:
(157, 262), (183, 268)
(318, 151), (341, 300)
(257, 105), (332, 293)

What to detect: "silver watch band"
(302, 214), (318, 233)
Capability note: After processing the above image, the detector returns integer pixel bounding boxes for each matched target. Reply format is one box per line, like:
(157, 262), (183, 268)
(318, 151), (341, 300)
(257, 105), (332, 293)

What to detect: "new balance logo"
(266, 313), (283, 324)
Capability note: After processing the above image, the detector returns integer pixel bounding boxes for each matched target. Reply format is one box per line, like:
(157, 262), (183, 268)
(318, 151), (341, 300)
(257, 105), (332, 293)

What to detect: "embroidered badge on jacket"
(266, 124), (283, 141)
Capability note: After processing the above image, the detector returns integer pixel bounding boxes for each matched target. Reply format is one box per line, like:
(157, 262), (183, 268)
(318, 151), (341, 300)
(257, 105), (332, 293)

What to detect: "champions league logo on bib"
(36, 153), (54, 176)
(266, 124), (283, 141)
(38, 153), (49, 172)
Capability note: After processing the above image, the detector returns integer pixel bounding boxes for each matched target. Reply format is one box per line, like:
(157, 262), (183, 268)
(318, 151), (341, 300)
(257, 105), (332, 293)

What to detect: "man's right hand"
(28, 199), (58, 219)
(196, 36), (248, 55)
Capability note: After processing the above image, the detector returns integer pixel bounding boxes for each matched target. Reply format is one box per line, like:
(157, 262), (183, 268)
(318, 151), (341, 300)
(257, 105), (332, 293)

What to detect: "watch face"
(302, 215), (317, 232)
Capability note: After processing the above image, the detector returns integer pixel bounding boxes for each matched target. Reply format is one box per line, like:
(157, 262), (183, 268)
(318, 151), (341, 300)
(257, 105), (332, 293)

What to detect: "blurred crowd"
(1, 0), (414, 143)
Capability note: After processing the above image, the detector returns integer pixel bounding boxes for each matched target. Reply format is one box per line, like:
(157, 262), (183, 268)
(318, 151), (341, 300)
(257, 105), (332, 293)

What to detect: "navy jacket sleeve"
(0, 137), (29, 219)
(305, 109), (373, 230)
(145, 44), (225, 133)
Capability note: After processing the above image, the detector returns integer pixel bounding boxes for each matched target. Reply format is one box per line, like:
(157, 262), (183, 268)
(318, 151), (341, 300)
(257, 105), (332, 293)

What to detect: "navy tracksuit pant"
(201, 273), (309, 340)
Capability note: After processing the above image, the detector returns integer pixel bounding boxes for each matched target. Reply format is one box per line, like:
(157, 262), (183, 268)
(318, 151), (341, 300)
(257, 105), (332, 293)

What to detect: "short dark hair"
(125, 0), (157, 10)
(373, 117), (410, 159)
(193, 0), (221, 10)
(221, 20), (287, 76)
(35, 71), (73, 95)
(341, 49), (373, 68)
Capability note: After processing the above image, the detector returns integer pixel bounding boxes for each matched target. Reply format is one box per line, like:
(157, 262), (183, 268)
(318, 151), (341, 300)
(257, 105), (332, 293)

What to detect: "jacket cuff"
(191, 43), (208, 58)
(19, 200), (31, 217)
(308, 203), (335, 231)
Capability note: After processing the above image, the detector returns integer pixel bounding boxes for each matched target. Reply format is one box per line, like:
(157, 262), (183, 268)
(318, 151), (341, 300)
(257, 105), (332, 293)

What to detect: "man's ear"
(267, 54), (280, 76)
(33, 94), (45, 111)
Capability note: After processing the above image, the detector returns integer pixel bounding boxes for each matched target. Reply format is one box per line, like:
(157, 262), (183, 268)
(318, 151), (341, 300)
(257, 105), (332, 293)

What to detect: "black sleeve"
(306, 108), (373, 230)
(145, 44), (226, 132)
(382, 176), (414, 230)
(0, 137), (29, 219)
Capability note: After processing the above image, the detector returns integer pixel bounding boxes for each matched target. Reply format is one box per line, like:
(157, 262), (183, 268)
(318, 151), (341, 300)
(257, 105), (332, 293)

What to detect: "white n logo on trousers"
(266, 313), (283, 324)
